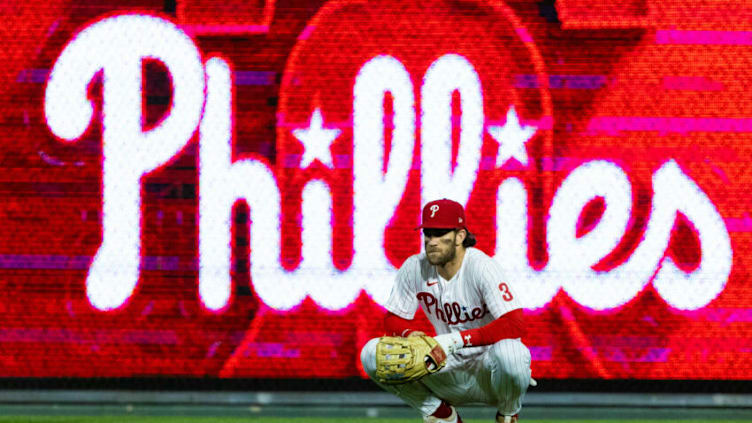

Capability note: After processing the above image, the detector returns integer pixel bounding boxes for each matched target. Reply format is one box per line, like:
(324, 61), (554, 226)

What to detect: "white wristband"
(434, 332), (464, 355)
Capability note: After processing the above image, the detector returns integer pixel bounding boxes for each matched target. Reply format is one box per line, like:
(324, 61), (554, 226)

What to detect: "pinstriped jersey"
(385, 247), (522, 357)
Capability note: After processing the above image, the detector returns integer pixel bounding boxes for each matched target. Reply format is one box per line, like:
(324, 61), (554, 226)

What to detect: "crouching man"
(361, 199), (534, 423)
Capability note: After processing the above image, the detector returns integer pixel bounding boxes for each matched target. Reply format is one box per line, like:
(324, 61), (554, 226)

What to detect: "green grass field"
(1, 403), (750, 423)
(0, 418), (751, 423)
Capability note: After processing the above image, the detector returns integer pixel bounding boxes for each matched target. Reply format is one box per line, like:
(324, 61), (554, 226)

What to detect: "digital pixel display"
(1, 0), (751, 380)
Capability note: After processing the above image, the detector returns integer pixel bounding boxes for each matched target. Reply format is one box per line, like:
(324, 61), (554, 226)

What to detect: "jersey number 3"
(498, 283), (514, 301)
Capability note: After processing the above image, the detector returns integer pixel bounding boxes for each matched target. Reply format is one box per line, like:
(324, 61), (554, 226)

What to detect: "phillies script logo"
(44, 1), (731, 313)
(417, 292), (489, 325)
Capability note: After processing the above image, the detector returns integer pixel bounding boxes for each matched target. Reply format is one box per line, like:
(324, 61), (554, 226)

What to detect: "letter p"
(44, 14), (205, 310)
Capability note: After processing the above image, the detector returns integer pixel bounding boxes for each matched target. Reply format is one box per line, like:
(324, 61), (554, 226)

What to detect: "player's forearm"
(384, 311), (417, 337)
(460, 308), (526, 346)
(435, 309), (526, 353)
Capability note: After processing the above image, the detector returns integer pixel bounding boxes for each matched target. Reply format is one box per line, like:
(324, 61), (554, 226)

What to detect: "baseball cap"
(418, 198), (467, 230)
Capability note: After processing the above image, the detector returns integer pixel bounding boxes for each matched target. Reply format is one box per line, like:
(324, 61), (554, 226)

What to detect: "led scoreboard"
(1, 0), (751, 380)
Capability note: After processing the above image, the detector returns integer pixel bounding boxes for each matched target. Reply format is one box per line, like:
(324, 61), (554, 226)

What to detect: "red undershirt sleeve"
(459, 308), (526, 347)
(384, 312), (418, 337)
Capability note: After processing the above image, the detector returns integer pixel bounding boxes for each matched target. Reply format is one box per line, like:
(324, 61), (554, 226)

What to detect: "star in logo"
(487, 106), (537, 168)
(464, 334), (473, 346)
(292, 108), (341, 168)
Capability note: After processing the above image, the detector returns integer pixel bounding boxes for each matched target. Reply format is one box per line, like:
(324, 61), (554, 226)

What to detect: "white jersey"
(384, 247), (522, 358)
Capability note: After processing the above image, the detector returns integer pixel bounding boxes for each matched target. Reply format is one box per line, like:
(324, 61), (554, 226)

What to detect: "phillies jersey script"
(385, 248), (522, 358)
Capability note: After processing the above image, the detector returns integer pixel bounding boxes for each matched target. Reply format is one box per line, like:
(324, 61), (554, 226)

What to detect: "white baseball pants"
(360, 337), (532, 417)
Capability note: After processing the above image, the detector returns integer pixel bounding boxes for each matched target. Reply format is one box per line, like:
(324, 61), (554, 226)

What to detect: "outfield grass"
(0, 418), (751, 423)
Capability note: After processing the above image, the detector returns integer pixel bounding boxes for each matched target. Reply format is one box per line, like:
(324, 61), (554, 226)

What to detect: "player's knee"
(360, 338), (380, 378)
(490, 339), (531, 390)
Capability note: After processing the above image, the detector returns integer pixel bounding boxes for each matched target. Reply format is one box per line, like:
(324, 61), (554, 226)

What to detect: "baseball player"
(360, 198), (533, 423)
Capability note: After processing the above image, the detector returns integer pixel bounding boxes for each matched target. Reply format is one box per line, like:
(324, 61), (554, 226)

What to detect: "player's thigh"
(484, 339), (531, 381)
(476, 339), (531, 399)
(421, 365), (493, 405)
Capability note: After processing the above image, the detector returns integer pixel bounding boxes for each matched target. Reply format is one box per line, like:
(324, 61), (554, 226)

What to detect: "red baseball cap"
(418, 199), (467, 230)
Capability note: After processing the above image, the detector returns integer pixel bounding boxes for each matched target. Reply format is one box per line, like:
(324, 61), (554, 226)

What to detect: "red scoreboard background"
(1, 0), (751, 380)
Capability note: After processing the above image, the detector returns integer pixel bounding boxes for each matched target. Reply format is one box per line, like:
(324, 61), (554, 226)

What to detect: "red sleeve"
(459, 308), (526, 347)
(384, 312), (418, 337)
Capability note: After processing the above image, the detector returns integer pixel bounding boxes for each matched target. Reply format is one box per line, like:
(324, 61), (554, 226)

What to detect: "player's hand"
(433, 332), (464, 355)
(407, 331), (426, 337)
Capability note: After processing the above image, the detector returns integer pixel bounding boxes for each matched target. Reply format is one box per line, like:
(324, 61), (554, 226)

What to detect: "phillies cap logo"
(420, 199), (468, 229)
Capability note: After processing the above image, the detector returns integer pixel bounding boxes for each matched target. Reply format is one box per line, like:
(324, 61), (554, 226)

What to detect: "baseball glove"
(374, 335), (447, 384)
